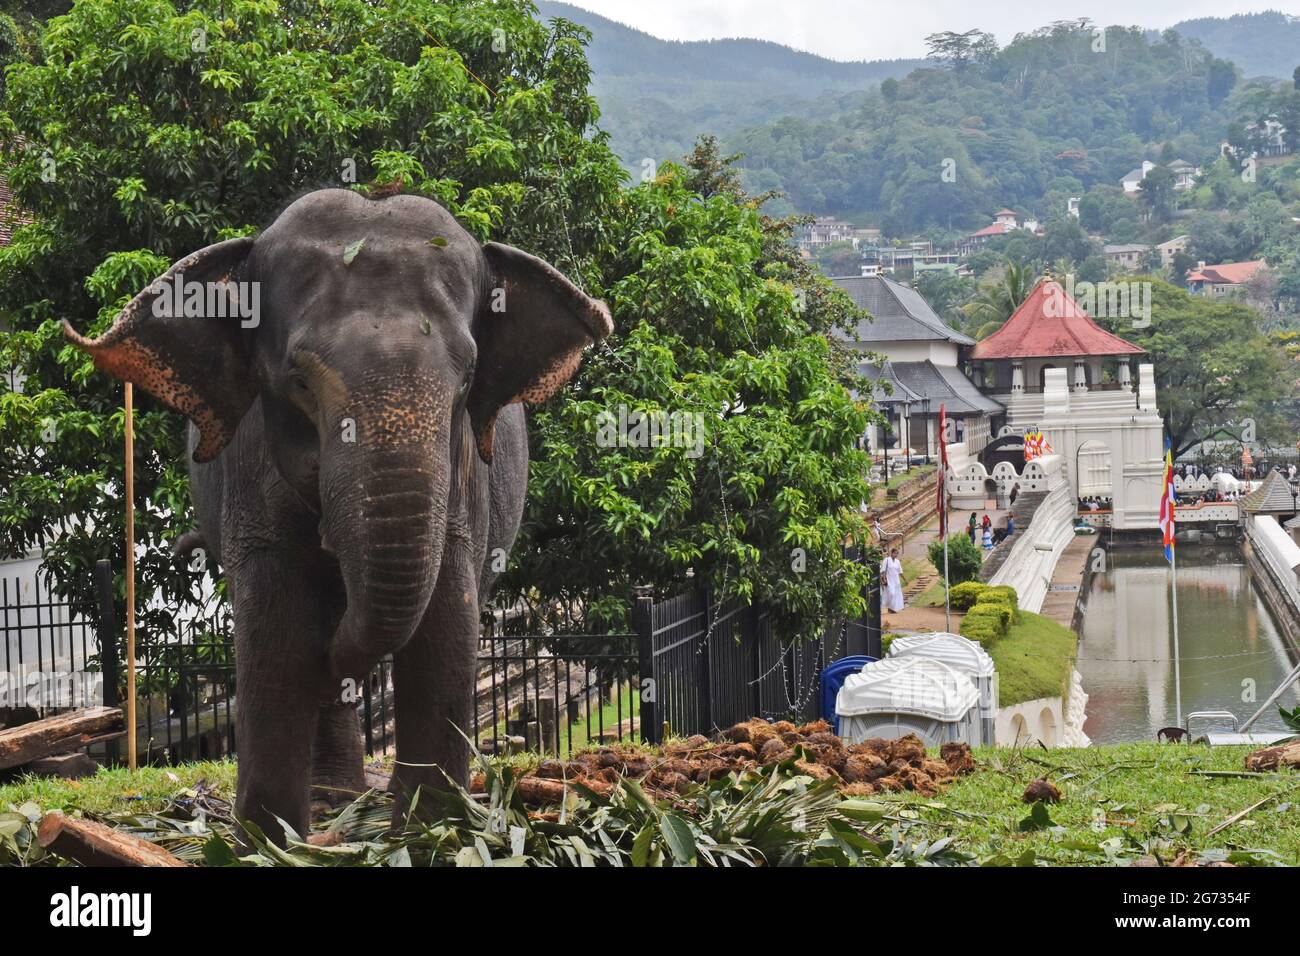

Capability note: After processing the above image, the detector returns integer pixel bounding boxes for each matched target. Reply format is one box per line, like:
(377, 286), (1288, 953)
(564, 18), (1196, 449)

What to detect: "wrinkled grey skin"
(66, 189), (612, 843)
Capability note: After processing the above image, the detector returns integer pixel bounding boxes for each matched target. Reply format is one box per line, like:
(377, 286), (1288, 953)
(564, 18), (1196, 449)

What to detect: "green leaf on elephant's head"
(342, 239), (366, 265)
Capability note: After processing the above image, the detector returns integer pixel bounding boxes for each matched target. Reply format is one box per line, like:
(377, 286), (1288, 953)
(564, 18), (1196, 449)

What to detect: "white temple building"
(945, 278), (1166, 530)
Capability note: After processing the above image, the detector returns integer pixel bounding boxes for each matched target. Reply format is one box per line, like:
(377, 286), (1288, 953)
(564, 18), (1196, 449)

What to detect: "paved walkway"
(879, 505), (1011, 634)
(1037, 532), (1095, 628)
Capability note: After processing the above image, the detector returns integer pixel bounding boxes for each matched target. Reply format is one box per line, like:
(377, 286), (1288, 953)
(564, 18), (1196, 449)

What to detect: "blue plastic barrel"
(820, 655), (877, 734)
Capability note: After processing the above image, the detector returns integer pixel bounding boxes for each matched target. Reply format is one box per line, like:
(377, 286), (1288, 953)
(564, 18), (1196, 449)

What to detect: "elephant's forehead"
(257, 190), (481, 293)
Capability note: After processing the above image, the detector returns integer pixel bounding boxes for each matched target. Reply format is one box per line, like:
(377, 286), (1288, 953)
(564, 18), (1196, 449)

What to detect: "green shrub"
(985, 585), (1019, 612)
(927, 533), (983, 586)
(949, 581), (989, 611)
(960, 602), (1013, 647)
(880, 632), (902, 655)
(974, 589), (1020, 623)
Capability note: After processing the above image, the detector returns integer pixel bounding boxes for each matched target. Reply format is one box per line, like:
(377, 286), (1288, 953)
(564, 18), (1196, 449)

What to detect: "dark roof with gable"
(891, 361), (1003, 417)
(830, 274), (975, 346)
(856, 360), (925, 407)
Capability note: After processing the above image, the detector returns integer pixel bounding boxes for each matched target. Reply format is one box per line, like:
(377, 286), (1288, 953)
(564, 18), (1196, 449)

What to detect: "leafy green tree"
(1138, 165), (1176, 223)
(963, 260), (1033, 333)
(500, 141), (876, 640)
(928, 533), (981, 586)
(1102, 278), (1291, 457)
(1, 3), (874, 651)
(0, 0), (622, 634)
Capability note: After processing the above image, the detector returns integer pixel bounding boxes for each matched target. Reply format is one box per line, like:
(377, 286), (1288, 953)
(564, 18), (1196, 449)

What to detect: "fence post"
(93, 559), (120, 765)
(865, 568), (883, 659)
(697, 590), (713, 734)
(632, 585), (656, 745)
(744, 604), (761, 720)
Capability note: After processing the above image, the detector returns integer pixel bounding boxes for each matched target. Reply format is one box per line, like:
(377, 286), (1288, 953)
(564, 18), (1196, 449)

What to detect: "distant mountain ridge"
(1169, 11), (1300, 79)
(536, 4), (1300, 170)
(535, 1), (924, 164)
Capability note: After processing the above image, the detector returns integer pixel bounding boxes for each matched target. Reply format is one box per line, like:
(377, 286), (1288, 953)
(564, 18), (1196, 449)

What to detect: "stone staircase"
(904, 572), (935, 600)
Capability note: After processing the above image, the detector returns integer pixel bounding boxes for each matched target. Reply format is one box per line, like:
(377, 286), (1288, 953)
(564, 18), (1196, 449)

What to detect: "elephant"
(65, 188), (612, 843)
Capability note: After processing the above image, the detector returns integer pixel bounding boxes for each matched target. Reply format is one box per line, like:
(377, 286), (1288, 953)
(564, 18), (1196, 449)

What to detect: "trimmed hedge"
(974, 589), (1020, 624)
(960, 604), (1009, 647)
(950, 581), (989, 611)
(958, 584), (1021, 647)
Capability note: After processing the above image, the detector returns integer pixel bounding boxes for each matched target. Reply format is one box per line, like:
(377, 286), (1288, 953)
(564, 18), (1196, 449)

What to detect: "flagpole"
(939, 404), (951, 632)
(1171, 528), (1182, 727)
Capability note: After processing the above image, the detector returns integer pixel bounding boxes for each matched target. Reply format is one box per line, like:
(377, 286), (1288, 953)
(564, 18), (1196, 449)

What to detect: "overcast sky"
(559, 1), (1298, 61)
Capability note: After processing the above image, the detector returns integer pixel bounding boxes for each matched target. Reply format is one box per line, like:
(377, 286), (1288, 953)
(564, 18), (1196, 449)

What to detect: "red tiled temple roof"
(970, 278), (1146, 360)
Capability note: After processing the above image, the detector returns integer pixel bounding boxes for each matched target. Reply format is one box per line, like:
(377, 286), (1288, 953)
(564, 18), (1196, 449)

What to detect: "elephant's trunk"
(320, 395), (451, 687)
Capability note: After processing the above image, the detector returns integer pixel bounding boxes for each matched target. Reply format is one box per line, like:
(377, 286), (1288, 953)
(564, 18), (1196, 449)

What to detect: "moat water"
(1077, 544), (1299, 743)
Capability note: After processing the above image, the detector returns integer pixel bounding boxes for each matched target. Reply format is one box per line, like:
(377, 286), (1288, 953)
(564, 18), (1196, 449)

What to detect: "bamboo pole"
(125, 382), (137, 771)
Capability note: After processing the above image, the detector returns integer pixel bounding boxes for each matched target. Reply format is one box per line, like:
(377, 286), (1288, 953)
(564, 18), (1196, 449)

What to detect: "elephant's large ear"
(63, 237), (257, 463)
(468, 242), (613, 462)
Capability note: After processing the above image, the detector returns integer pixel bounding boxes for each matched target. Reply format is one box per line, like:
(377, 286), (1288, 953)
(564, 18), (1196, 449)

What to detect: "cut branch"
(0, 706), (125, 770)
(37, 812), (189, 867)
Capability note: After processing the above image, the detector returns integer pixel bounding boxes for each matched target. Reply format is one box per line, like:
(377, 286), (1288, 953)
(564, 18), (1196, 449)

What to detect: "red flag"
(937, 404), (948, 538)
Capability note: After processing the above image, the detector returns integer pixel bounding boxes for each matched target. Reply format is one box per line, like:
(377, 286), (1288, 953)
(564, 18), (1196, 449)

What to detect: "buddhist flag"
(1159, 438), (1176, 563)
(1039, 431), (1053, 456)
(937, 403), (948, 538)
(1024, 430), (1043, 462)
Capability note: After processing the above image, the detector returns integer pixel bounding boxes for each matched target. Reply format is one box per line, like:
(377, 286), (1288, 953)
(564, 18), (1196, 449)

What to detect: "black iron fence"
(2, 554), (881, 764)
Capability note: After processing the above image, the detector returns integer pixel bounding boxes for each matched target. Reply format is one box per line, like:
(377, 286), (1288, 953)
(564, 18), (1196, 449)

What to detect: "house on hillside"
(1185, 259), (1268, 296)
(1103, 244), (1150, 270)
(830, 274), (1002, 462)
(1120, 159), (1201, 195)
(794, 217), (860, 255)
(1222, 118), (1293, 161)
(960, 209), (1039, 256)
(1156, 235), (1189, 268)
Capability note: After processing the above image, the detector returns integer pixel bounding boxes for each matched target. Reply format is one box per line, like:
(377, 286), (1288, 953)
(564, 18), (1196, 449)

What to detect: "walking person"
(968, 512), (978, 545)
(881, 547), (905, 615)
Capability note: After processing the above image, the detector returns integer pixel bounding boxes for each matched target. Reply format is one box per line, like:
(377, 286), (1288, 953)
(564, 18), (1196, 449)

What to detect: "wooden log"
(0, 707), (125, 770)
(37, 812), (189, 867)
(1244, 739), (1300, 772)
(26, 752), (101, 779)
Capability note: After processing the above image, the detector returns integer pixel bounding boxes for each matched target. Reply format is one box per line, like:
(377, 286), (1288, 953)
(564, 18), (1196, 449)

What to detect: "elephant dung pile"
(480, 719), (977, 806)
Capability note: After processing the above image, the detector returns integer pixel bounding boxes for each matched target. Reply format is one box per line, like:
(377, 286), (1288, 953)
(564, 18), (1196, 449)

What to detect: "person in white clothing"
(881, 548), (904, 614)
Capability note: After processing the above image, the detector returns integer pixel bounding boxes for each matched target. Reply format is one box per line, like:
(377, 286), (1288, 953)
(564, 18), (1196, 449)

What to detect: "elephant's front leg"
(230, 551), (330, 847)
(390, 543), (479, 826)
(310, 697), (367, 812)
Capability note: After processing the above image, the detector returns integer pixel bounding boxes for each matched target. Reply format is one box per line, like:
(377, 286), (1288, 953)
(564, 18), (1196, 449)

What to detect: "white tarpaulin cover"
(836, 657), (979, 722)
(887, 632), (995, 677)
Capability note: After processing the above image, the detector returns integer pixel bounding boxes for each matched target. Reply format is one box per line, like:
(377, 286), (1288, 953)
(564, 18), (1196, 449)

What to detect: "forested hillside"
(1170, 11), (1300, 79)
(535, 1), (922, 167)
(729, 22), (1247, 231)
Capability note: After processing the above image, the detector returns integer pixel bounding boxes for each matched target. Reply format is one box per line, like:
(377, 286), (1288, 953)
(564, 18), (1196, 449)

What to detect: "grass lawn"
(892, 742), (1300, 866)
(3, 741), (1296, 866)
(0, 760), (238, 816)
(989, 611), (1079, 706)
(561, 681), (639, 754)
